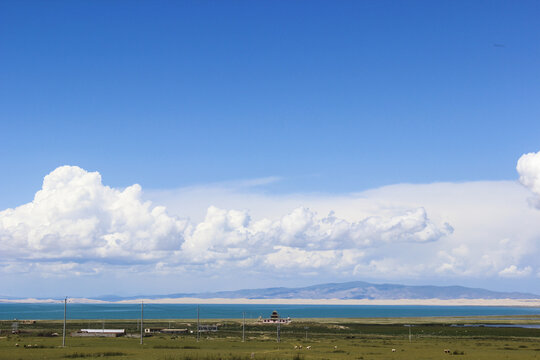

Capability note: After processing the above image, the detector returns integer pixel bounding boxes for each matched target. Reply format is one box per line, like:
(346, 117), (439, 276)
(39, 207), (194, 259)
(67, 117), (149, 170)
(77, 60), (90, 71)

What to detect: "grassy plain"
(1, 316), (540, 360)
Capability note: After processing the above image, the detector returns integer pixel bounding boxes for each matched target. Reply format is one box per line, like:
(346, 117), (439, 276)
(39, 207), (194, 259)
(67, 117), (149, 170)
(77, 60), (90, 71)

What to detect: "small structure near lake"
(72, 329), (125, 337)
(145, 328), (188, 335)
(198, 324), (218, 332)
(259, 311), (291, 324)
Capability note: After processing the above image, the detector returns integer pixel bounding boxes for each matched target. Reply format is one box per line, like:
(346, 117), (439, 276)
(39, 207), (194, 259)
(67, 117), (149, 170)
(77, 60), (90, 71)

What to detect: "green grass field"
(2, 317), (540, 360)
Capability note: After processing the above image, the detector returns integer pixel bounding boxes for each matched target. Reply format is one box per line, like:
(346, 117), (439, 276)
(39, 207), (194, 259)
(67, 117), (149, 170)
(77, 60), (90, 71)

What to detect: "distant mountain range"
(94, 281), (540, 302)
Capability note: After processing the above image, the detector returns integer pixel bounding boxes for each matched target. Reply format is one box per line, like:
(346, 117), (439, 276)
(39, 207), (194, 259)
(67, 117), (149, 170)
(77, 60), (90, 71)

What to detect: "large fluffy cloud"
(180, 206), (452, 266)
(0, 166), (188, 263)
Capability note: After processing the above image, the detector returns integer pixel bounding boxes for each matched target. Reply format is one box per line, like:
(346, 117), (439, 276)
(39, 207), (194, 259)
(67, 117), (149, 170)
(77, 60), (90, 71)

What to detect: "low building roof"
(80, 329), (125, 334)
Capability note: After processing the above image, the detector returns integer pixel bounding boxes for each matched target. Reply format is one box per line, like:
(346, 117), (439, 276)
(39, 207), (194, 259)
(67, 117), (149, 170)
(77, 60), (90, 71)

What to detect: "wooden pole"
(140, 301), (144, 345)
(197, 305), (200, 342)
(62, 297), (67, 347)
(242, 312), (245, 342)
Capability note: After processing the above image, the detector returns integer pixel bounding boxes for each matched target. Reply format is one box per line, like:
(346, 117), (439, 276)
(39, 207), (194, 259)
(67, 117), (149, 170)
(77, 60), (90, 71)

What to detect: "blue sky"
(2, 0), (539, 205)
(1, 1), (540, 298)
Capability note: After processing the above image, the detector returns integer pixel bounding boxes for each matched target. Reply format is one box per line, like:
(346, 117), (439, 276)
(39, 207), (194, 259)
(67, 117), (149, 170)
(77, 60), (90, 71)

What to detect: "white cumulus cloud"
(499, 265), (532, 278)
(0, 166), (187, 264)
(517, 150), (540, 207)
(179, 205), (452, 271)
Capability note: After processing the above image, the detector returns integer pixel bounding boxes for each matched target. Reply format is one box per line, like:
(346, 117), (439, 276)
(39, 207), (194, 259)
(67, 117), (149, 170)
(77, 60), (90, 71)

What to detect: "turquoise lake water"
(2, 303), (540, 320)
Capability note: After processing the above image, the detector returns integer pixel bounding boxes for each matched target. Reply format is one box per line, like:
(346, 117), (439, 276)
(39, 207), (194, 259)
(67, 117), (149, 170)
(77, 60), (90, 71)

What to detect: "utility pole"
(305, 326), (309, 341)
(276, 323), (280, 343)
(140, 301), (144, 345)
(408, 325), (411, 343)
(196, 305), (200, 342)
(242, 312), (245, 342)
(62, 297), (67, 347)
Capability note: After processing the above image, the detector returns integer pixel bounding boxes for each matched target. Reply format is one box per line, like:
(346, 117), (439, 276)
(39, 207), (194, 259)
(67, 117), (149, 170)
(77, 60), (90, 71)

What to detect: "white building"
(260, 311), (291, 324)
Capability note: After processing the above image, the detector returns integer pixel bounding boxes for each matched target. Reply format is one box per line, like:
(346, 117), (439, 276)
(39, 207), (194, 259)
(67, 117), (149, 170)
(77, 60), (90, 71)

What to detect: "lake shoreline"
(2, 297), (540, 307)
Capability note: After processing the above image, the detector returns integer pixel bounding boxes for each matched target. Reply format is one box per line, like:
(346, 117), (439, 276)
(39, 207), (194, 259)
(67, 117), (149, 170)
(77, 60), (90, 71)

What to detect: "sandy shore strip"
(116, 298), (540, 307)
(2, 297), (540, 306)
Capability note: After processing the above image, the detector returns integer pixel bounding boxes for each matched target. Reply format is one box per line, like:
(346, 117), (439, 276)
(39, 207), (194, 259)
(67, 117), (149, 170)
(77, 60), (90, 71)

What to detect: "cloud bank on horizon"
(1, 150), (540, 293)
(0, 166), (451, 276)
